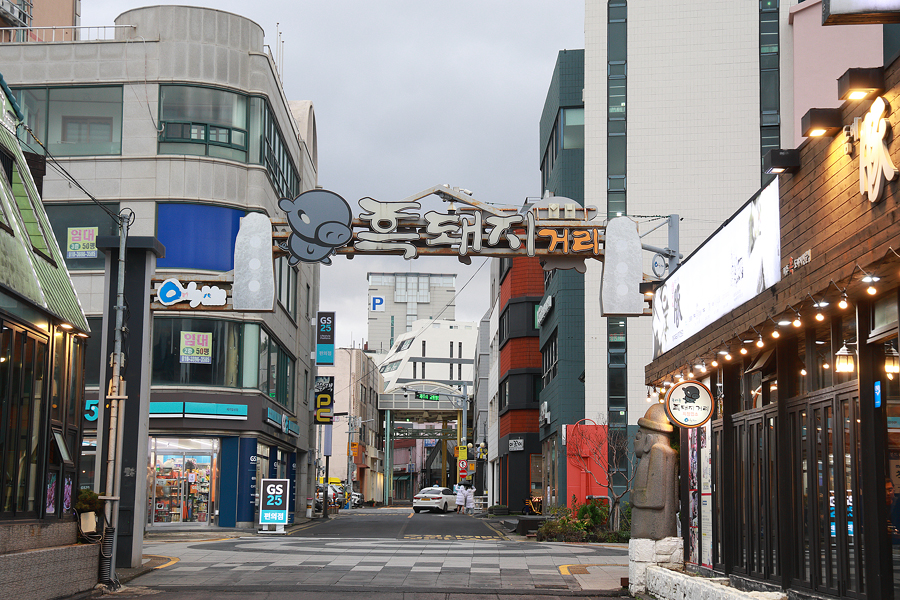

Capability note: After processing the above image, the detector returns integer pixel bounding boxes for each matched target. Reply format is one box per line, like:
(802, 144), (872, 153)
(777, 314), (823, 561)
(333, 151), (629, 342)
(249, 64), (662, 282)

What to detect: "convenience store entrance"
(149, 438), (218, 526)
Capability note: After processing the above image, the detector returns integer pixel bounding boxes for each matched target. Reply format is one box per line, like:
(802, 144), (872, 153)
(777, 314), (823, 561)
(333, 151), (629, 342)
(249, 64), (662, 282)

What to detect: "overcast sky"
(83, 1), (585, 348)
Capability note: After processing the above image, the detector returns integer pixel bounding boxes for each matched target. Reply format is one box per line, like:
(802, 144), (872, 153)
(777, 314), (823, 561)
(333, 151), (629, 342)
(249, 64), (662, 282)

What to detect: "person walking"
(465, 485), (475, 515)
(455, 484), (466, 513)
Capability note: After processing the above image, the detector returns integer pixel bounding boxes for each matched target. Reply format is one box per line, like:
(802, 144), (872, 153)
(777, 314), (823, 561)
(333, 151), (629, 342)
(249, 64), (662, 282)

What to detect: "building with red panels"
(495, 256), (544, 510)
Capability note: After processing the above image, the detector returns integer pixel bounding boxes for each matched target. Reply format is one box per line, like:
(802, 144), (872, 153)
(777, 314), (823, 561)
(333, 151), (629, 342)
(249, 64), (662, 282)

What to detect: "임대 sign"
(67, 227), (98, 259)
(665, 380), (714, 429)
(179, 332), (211, 364)
(259, 478), (289, 525)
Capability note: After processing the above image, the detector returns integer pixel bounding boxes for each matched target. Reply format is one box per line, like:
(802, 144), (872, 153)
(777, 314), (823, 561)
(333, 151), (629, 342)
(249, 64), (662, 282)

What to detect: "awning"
(745, 349), (775, 374)
(393, 474), (410, 481)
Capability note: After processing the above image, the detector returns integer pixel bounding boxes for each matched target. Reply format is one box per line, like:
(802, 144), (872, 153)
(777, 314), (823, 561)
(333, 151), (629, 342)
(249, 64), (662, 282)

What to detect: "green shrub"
(74, 489), (104, 514)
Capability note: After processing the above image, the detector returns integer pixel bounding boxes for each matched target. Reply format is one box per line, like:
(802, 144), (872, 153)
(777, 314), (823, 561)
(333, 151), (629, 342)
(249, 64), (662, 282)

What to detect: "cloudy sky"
(84, 1), (585, 347)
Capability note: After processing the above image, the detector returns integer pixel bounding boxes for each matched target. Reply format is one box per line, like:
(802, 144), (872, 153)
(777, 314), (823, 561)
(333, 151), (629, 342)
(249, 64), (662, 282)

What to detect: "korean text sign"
(180, 331), (212, 364)
(316, 312), (335, 365)
(259, 478), (289, 525)
(67, 227), (98, 259)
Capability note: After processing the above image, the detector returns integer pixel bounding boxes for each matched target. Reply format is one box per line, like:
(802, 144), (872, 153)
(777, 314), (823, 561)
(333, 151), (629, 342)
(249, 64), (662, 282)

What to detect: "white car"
(412, 486), (456, 513)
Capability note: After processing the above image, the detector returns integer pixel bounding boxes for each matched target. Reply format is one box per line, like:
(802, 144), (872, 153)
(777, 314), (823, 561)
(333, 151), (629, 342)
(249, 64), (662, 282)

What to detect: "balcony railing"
(0, 25), (132, 43)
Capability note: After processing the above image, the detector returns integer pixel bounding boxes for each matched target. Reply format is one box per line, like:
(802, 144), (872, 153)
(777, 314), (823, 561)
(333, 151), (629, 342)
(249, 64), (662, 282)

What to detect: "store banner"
(316, 312), (335, 365)
(66, 226), (98, 259)
(315, 376), (335, 424)
(259, 478), (289, 526)
(179, 331), (212, 364)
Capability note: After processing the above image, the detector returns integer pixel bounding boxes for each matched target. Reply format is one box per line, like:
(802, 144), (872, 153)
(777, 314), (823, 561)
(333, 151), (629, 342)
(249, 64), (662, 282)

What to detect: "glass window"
(608, 79), (626, 117)
(156, 203), (244, 271)
(275, 257), (297, 319)
(542, 330), (558, 386)
(151, 318), (243, 388)
(608, 134), (626, 177)
(562, 108), (584, 149)
(44, 203), (118, 270)
(83, 317), (103, 387)
(13, 88), (47, 155)
(608, 22), (627, 62)
(159, 86), (248, 162)
(66, 336), (84, 428)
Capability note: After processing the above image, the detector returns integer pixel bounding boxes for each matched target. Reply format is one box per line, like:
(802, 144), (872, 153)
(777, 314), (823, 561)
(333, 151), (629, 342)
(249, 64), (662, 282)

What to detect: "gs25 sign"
(259, 478), (290, 525)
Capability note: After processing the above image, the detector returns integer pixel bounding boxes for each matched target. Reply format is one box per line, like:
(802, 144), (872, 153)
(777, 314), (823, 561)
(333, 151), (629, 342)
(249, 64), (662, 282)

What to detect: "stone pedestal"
(628, 537), (683, 595)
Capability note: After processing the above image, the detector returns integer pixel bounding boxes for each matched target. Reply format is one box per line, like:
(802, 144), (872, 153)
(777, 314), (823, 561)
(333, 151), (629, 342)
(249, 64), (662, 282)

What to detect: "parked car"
(315, 484), (342, 510)
(412, 486), (456, 513)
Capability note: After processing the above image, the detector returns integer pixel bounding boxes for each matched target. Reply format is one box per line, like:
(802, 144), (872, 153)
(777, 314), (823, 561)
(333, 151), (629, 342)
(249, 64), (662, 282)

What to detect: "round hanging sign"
(664, 380), (714, 428)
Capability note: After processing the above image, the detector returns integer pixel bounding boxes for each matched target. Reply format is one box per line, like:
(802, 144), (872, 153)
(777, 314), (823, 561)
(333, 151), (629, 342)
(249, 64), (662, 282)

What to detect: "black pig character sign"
(279, 189), (352, 265)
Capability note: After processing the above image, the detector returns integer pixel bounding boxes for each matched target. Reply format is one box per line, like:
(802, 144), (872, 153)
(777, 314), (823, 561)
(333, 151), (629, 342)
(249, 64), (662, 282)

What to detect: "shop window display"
(148, 438), (218, 525)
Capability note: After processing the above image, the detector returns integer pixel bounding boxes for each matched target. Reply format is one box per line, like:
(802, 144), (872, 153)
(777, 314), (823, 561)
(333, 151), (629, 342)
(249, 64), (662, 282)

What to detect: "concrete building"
(366, 272), (456, 356)
(581, 0), (884, 502)
(315, 348), (383, 503)
(0, 4), (319, 566)
(378, 318), (477, 392)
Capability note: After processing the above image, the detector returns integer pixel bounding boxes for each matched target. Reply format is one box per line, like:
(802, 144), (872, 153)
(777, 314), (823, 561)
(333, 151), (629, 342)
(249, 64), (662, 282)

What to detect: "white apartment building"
(378, 318), (478, 392)
(366, 272), (456, 356)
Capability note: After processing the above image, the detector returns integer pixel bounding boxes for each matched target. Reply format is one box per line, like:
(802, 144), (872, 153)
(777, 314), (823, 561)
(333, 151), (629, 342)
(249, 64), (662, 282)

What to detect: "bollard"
(306, 497), (313, 518)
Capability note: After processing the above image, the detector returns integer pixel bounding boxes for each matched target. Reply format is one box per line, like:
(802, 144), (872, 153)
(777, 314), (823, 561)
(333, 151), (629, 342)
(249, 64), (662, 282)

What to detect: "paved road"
(120, 508), (629, 596)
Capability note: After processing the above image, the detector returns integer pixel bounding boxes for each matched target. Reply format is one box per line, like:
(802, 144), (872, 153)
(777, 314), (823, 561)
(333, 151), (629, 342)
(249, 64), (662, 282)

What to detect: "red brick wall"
(500, 337), (541, 378)
(500, 257), (544, 308)
(499, 409), (539, 438)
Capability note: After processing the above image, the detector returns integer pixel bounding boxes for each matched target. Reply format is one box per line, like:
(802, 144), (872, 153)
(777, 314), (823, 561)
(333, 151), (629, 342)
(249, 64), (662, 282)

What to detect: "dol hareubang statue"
(631, 404), (678, 540)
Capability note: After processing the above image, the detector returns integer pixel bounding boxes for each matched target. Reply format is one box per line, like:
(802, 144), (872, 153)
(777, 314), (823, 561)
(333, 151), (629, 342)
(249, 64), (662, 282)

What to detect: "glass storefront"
(148, 438), (219, 526)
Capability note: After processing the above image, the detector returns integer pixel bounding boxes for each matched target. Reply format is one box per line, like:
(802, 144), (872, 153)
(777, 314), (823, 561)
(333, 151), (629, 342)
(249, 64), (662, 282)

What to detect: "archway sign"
(276, 186), (650, 317)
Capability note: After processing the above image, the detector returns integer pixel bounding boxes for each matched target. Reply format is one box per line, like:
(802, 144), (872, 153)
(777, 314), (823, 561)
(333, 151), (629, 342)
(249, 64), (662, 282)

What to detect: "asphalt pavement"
(89, 507), (630, 598)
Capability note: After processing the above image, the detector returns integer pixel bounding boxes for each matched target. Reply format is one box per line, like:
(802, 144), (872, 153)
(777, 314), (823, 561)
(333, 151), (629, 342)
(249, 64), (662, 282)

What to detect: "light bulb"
(711, 359), (719, 367)
(740, 346), (748, 355)
(756, 336), (764, 348)
(772, 329), (780, 338)
(867, 285), (877, 295)
(839, 295), (849, 309)
(793, 317), (802, 327)
(725, 352), (732, 361)
(815, 312), (825, 322)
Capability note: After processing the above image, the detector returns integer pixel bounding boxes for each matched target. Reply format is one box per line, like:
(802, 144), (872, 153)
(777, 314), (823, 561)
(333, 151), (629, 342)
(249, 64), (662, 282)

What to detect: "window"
(275, 257), (297, 319)
(379, 360), (401, 373)
(397, 338), (413, 351)
(542, 330), (558, 386)
(156, 203), (244, 271)
(150, 317), (243, 389)
(44, 203), (118, 270)
(159, 85), (248, 162)
(13, 86), (123, 157)
(561, 108), (584, 149)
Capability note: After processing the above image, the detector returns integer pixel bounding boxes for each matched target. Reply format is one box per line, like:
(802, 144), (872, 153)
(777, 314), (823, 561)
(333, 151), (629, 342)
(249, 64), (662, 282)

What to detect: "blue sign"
(259, 478), (290, 525)
(876, 380), (882, 408)
(316, 312), (335, 366)
(370, 296), (385, 311)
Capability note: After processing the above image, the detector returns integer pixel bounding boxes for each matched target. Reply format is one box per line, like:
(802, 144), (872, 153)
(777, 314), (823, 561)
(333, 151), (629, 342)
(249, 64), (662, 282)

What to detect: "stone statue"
(631, 404), (678, 540)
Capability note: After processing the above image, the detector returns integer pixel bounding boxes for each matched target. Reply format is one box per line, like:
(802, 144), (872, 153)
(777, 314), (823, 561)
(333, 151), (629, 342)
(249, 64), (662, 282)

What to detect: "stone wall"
(0, 542), (99, 600)
(644, 565), (786, 600)
(0, 521), (77, 554)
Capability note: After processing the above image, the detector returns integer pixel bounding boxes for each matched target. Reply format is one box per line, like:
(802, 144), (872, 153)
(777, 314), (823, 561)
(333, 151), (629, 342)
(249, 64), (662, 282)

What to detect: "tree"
(566, 416), (637, 532)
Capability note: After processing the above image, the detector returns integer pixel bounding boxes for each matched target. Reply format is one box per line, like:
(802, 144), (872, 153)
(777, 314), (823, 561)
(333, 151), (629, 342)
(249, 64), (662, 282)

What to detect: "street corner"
(560, 563), (631, 593)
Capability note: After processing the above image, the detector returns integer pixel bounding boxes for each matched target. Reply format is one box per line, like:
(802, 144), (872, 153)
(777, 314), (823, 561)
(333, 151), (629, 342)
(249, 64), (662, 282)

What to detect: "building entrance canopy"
(379, 381), (469, 427)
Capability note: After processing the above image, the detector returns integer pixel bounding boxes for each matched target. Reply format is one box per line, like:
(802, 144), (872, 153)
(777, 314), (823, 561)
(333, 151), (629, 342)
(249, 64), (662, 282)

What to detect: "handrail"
(0, 25), (133, 43)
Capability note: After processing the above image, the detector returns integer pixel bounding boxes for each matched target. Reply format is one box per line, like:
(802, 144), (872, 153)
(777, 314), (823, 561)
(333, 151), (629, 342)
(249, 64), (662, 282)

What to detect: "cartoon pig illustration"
(278, 189), (353, 265)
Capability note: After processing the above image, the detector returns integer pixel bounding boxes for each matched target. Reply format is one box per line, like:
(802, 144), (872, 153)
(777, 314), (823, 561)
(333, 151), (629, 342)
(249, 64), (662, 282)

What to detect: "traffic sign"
(458, 459), (468, 478)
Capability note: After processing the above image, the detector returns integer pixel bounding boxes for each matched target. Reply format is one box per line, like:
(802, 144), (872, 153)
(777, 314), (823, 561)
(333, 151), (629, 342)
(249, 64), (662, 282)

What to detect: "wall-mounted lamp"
(835, 342), (856, 373)
(838, 67), (884, 101)
(767, 316), (781, 338)
(886, 343), (900, 375)
(786, 303), (802, 327)
(639, 281), (659, 297)
(763, 148), (801, 174)
(711, 357), (719, 368)
(801, 107), (843, 138)
(828, 279), (850, 309)
(750, 326), (765, 348)
(808, 293), (827, 321)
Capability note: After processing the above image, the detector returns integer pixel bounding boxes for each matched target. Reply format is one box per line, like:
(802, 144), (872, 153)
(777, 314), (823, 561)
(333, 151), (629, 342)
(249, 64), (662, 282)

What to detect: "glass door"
(149, 438), (218, 526)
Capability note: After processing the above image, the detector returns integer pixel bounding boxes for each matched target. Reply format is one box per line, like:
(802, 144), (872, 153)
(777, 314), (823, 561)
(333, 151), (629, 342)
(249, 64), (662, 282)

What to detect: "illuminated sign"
(314, 376), (334, 424)
(652, 179), (781, 359)
(414, 392), (440, 401)
(844, 97), (898, 203)
(823, 0), (900, 25)
(259, 478), (289, 526)
(316, 312), (335, 365)
(665, 380), (714, 429)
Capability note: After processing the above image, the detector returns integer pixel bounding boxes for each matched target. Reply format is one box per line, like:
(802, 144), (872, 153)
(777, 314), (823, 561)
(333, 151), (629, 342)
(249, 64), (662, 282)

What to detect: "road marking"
(558, 564), (621, 575)
(403, 534), (499, 540)
(146, 554), (180, 570)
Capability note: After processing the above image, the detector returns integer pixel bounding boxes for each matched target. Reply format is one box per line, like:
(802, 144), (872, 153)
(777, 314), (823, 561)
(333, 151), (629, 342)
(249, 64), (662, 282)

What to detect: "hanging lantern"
(885, 344), (900, 374)
(835, 343), (855, 373)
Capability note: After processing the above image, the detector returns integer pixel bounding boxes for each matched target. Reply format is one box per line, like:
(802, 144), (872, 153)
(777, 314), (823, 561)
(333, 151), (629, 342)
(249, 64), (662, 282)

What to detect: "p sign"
(259, 478), (290, 527)
(370, 296), (385, 311)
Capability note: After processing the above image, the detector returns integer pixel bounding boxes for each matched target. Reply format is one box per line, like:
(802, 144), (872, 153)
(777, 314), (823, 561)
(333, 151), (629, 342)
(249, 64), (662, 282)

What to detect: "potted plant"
(489, 504), (508, 515)
(74, 489), (104, 534)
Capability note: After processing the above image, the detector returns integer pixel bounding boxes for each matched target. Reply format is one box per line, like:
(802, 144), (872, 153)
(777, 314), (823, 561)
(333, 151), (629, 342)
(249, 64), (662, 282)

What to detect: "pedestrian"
(465, 485), (475, 515)
(455, 484), (466, 513)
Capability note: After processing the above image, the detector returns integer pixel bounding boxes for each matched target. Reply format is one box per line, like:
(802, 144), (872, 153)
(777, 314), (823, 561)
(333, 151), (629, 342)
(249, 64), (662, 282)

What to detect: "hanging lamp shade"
(885, 345), (900, 374)
(835, 343), (855, 373)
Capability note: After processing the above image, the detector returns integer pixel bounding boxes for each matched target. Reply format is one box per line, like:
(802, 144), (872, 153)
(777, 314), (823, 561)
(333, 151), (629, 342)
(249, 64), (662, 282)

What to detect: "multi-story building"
(0, 4), (319, 566)
(537, 49), (585, 507)
(0, 73), (99, 598)
(378, 318), (477, 392)
(316, 348), (383, 503)
(581, 0), (883, 502)
(366, 272), (456, 356)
